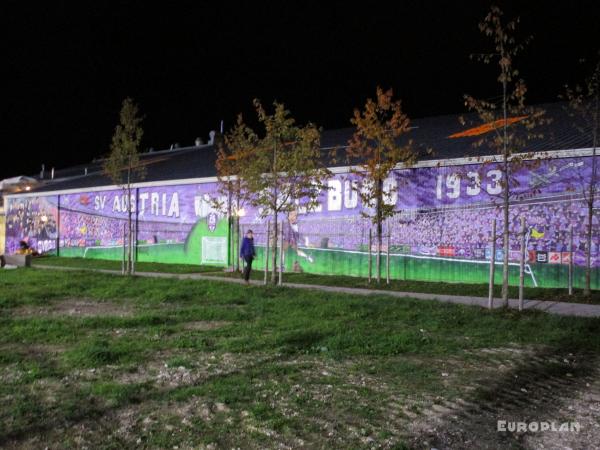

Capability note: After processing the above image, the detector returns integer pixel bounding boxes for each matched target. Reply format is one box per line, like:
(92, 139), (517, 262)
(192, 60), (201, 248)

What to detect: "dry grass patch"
(13, 298), (133, 318)
(181, 321), (231, 331)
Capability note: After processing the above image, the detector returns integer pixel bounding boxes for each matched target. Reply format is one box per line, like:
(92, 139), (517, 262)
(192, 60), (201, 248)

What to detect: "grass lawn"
(34, 256), (600, 304)
(35, 256), (222, 274)
(1, 268), (600, 448)
(212, 269), (600, 304)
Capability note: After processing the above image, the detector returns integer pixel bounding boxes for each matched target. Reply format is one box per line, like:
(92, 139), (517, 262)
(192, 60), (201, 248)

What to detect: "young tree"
(104, 98), (146, 275)
(215, 117), (257, 271)
(347, 87), (417, 283)
(221, 100), (329, 283)
(562, 56), (599, 295)
(464, 6), (547, 306)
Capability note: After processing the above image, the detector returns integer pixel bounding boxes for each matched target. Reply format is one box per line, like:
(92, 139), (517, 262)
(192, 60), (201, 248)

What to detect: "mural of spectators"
(5, 197), (58, 254)
(267, 200), (598, 267)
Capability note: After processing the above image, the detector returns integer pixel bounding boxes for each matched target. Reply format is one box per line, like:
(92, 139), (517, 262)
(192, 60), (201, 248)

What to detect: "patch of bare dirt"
(0, 344), (65, 384)
(0, 343), (66, 355)
(407, 349), (600, 449)
(523, 371), (600, 450)
(181, 321), (231, 331)
(110, 351), (269, 387)
(23, 396), (237, 449)
(13, 298), (133, 318)
(6, 346), (599, 449)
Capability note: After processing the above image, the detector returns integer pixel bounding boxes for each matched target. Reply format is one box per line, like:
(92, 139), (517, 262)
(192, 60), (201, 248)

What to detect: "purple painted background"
(5, 156), (598, 267)
(58, 184), (225, 248)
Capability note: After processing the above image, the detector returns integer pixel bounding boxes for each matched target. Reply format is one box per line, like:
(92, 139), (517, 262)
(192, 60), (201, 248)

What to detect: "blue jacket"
(240, 237), (255, 258)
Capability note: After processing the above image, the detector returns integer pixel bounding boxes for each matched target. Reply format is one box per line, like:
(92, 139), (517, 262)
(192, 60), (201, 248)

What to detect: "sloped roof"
(0, 176), (38, 190)
(23, 102), (596, 194)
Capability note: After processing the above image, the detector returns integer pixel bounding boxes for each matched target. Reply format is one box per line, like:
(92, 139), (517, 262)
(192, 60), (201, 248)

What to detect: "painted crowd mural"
(5, 195), (59, 255)
(5, 155), (598, 288)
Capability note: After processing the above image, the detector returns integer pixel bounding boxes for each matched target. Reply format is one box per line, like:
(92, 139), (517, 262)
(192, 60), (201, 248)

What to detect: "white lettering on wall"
(436, 170), (504, 200)
(486, 169), (502, 195)
(382, 176), (398, 206)
(139, 192), (148, 216)
(113, 195), (121, 213)
(168, 192), (180, 217)
(328, 179), (342, 211)
(151, 193), (159, 215)
(94, 196), (106, 211)
(446, 174), (461, 199)
(344, 180), (358, 209)
(466, 171), (481, 196)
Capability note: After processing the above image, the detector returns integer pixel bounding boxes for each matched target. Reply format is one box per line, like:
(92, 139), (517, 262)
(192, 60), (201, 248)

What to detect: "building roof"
(0, 176), (38, 190)
(18, 102), (598, 195)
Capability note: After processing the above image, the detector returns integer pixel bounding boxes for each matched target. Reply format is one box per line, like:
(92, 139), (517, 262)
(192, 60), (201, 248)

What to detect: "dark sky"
(3, 1), (599, 180)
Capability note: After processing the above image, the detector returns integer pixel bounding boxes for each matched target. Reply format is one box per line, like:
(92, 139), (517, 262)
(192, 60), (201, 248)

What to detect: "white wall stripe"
(4, 147), (596, 199)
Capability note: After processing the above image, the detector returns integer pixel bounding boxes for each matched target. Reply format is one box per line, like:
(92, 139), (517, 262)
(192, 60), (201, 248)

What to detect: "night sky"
(3, 1), (599, 180)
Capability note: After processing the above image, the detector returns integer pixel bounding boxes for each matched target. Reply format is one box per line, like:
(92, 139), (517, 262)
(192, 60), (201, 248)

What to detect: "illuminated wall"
(5, 155), (598, 288)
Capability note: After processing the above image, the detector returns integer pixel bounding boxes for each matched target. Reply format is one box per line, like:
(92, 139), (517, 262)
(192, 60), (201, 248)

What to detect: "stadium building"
(2, 103), (598, 289)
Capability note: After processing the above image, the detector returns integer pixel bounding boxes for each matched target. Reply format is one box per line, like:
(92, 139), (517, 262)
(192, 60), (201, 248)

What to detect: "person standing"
(240, 229), (256, 284)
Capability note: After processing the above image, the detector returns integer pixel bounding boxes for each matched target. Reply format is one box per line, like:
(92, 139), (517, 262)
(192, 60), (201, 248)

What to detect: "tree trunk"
(386, 225), (391, 284)
(586, 195), (594, 296)
(126, 156), (133, 275)
(235, 185), (241, 272)
(271, 212), (278, 284)
(271, 140), (278, 284)
(376, 178), (383, 283)
(501, 181), (510, 307)
(125, 189), (131, 276)
(128, 189), (133, 275)
(279, 221), (284, 285)
(376, 220), (382, 283)
(122, 222), (126, 275)
(236, 216), (240, 272)
(488, 218), (497, 309)
(368, 228), (372, 283)
(585, 95), (598, 296)
(227, 184), (233, 271)
(518, 216), (525, 311)
(569, 226), (574, 296)
(501, 63), (510, 307)
(132, 190), (136, 275)
(264, 221), (270, 285)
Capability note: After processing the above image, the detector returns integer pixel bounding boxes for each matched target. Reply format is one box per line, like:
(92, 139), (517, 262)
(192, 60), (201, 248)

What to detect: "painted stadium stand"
(3, 102), (598, 289)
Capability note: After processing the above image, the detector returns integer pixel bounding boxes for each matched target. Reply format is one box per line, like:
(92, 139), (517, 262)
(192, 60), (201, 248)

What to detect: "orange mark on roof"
(449, 115), (528, 138)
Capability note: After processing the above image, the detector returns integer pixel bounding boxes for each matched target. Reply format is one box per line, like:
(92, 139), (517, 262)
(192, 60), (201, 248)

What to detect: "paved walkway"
(32, 264), (600, 318)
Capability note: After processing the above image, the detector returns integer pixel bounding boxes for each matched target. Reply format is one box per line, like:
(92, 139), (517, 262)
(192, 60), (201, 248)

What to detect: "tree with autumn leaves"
(214, 117), (252, 272)
(347, 87), (417, 283)
(213, 7), (592, 295)
(562, 56), (599, 296)
(215, 100), (329, 283)
(104, 98), (146, 275)
(463, 5), (548, 307)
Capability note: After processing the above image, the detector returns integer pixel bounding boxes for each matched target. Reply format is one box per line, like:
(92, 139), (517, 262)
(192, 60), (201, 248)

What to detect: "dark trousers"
(243, 256), (253, 281)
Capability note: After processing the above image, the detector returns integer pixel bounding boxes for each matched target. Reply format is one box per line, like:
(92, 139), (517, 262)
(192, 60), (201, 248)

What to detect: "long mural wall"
(4, 155), (599, 288)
